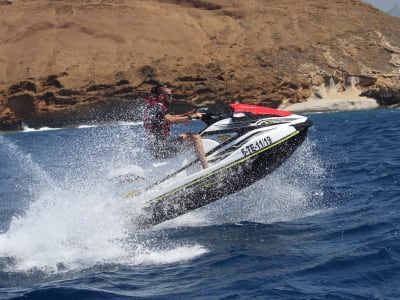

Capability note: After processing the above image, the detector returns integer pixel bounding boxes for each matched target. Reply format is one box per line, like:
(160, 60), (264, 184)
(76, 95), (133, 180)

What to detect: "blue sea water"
(0, 108), (399, 299)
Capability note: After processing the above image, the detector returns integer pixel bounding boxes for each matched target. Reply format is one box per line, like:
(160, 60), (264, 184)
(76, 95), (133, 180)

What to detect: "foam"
(0, 131), (206, 273)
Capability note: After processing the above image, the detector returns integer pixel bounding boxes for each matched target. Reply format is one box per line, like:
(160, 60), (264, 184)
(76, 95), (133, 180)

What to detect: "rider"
(143, 85), (209, 169)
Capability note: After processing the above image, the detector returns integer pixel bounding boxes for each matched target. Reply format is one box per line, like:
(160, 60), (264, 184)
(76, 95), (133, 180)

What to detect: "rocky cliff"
(1, 0), (400, 130)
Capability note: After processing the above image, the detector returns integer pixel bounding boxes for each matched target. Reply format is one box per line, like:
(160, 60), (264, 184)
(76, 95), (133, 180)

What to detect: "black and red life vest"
(143, 96), (171, 137)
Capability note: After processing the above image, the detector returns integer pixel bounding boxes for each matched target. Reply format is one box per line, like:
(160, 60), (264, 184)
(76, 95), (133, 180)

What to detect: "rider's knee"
(192, 134), (202, 142)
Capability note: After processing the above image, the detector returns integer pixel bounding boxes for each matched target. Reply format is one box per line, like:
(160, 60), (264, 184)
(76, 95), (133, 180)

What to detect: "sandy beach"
(280, 96), (379, 113)
(279, 80), (380, 113)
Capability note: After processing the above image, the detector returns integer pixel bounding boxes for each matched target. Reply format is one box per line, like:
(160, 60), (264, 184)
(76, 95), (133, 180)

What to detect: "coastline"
(279, 84), (380, 113)
(0, 97), (386, 133)
(280, 96), (379, 113)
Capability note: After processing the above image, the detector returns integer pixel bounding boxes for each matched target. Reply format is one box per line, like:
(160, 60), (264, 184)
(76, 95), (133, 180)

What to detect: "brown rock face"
(1, 0), (400, 129)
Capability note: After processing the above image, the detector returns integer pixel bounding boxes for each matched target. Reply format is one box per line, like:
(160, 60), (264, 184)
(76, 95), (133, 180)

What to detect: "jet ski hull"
(137, 123), (311, 227)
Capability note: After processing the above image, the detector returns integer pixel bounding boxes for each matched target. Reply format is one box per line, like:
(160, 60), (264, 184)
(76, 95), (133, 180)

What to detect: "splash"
(0, 134), (55, 200)
(0, 124), (324, 273)
(0, 128), (206, 274)
(247, 138), (327, 223)
(131, 245), (207, 265)
(21, 123), (62, 132)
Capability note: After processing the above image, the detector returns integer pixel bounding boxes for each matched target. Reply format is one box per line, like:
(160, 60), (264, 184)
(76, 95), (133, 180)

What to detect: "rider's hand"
(191, 112), (205, 119)
(185, 109), (196, 115)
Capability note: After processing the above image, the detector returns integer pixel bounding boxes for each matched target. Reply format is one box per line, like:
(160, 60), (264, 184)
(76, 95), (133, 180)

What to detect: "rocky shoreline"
(2, 92), (399, 132)
(1, 76), (400, 131)
(1, 70), (399, 131)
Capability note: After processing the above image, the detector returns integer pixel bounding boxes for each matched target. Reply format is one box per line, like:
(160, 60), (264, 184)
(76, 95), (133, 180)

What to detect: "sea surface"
(0, 108), (399, 299)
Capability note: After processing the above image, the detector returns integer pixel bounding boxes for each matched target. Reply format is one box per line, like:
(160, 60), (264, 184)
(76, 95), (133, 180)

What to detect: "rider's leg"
(191, 133), (209, 169)
(179, 133), (209, 169)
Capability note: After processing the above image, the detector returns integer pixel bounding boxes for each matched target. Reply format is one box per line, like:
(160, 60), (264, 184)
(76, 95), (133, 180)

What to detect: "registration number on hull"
(241, 136), (273, 157)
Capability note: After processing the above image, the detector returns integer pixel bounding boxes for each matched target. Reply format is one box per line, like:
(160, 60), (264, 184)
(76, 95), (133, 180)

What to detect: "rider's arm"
(164, 113), (191, 124)
(165, 111), (204, 124)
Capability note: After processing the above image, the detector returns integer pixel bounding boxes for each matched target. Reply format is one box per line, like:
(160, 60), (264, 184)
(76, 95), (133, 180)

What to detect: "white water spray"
(0, 129), (206, 273)
(0, 124), (323, 272)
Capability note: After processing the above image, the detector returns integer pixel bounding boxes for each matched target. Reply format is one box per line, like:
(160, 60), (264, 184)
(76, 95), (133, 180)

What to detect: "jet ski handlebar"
(196, 107), (232, 126)
(196, 104), (295, 126)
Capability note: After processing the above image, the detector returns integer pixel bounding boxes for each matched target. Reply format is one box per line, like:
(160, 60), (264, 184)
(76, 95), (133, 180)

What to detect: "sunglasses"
(161, 93), (173, 98)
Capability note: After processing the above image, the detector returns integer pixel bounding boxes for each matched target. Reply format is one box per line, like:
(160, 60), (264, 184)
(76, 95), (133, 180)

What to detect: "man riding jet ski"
(123, 92), (313, 228)
(143, 85), (208, 169)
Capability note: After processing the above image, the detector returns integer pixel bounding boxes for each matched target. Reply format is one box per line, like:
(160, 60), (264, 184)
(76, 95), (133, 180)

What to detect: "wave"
(21, 123), (62, 132)
(18, 121), (143, 133)
(0, 126), (206, 274)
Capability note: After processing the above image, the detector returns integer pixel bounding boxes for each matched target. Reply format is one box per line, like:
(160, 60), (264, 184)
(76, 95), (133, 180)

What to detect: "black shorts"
(147, 136), (191, 159)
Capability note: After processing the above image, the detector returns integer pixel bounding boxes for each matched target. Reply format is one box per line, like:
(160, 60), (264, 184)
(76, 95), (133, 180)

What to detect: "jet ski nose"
(293, 119), (313, 131)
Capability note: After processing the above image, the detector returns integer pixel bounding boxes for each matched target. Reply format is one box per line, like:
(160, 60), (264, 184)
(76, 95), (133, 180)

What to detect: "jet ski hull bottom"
(137, 128), (309, 228)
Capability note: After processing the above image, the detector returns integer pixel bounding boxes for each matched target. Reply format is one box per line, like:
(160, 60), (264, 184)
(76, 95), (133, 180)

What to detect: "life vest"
(143, 96), (171, 137)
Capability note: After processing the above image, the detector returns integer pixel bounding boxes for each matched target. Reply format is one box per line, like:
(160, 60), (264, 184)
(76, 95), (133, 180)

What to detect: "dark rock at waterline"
(361, 88), (400, 106)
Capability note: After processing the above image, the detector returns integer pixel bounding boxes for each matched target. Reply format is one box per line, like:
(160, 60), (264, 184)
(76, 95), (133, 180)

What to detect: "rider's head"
(151, 85), (173, 106)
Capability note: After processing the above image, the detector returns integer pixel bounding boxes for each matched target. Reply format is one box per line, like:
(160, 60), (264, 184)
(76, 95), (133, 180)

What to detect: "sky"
(362, 0), (400, 12)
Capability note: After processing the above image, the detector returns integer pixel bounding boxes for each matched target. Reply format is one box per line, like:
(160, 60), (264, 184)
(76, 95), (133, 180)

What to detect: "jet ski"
(124, 103), (312, 228)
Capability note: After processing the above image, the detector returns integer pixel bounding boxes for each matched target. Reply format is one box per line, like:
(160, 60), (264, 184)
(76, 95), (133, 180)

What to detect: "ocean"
(0, 108), (399, 299)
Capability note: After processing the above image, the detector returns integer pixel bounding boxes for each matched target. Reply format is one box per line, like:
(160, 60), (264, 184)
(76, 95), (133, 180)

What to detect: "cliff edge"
(1, 0), (400, 129)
